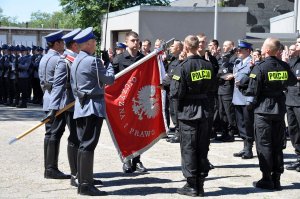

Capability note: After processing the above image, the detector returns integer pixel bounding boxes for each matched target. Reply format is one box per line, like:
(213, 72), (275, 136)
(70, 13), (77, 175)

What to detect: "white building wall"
(102, 6), (248, 50)
(0, 35), (6, 44)
(270, 12), (294, 33)
(101, 11), (140, 49)
(12, 35), (37, 46)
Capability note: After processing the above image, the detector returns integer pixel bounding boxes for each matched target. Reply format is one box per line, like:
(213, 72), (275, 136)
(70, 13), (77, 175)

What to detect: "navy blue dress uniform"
(112, 41), (147, 173)
(1, 44), (9, 104)
(44, 28), (83, 186)
(285, 56), (300, 172)
(16, 45), (31, 108)
(6, 46), (18, 106)
(171, 37), (213, 197)
(0, 45), (5, 104)
(31, 46), (43, 104)
(70, 27), (114, 196)
(245, 39), (297, 190)
(39, 30), (70, 179)
(232, 41), (255, 159)
(216, 48), (237, 142)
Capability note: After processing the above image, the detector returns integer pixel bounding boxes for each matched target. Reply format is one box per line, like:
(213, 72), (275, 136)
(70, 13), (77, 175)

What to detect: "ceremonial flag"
(105, 51), (167, 162)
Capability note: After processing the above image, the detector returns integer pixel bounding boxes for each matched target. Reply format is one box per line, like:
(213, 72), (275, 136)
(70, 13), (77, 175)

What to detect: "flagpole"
(214, 0), (218, 40)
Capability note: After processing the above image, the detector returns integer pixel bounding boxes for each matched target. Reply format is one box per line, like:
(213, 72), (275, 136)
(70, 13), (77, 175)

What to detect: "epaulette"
(65, 54), (75, 63)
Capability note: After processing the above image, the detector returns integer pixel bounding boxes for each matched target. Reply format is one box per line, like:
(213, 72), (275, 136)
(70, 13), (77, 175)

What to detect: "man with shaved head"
(171, 35), (213, 197)
(245, 38), (297, 190)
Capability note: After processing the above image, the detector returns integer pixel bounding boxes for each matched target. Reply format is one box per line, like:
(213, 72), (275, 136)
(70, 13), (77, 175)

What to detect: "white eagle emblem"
(132, 85), (160, 120)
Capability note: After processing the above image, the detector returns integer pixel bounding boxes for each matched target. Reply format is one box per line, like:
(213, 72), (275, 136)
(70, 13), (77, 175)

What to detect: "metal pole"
(214, 0), (218, 39)
(295, 0), (299, 33)
(103, 1), (110, 50)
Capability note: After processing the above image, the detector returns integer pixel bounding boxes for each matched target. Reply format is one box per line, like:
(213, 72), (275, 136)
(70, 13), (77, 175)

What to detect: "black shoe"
(177, 183), (197, 197)
(78, 183), (107, 196)
(253, 179), (274, 190)
(242, 151), (253, 159)
(296, 166), (300, 172)
(222, 134), (234, 142)
(16, 104), (27, 108)
(286, 161), (300, 170)
(134, 162), (147, 173)
(169, 136), (180, 143)
(122, 162), (133, 173)
(272, 174), (282, 191)
(233, 150), (245, 157)
(71, 175), (78, 187)
(45, 168), (71, 179)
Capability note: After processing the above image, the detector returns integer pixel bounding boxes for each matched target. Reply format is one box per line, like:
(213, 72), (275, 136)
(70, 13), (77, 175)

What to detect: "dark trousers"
(235, 105), (254, 141)
(165, 93), (170, 128)
(32, 77), (43, 102)
(254, 113), (285, 174)
(76, 115), (103, 151)
(0, 76), (4, 102)
(218, 95), (236, 132)
(65, 111), (80, 146)
(207, 93), (220, 135)
(170, 98), (179, 132)
(44, 111), (66, 141)
(286, 106), (300, 156)
(179, 119), (210, 178)
(16, 78), (29, 105)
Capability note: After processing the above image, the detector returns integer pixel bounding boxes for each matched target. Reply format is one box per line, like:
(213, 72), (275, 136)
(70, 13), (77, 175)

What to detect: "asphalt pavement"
(0, 104), (299, 198)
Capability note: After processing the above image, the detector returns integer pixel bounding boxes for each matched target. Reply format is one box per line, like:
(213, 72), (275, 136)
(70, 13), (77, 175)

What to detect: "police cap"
(62, 28), (81, 43)
(116, 42), (127, 49)
(73, 27), (95, 44)
(237, 40), (252, 50)
(2, 44), (8, 50)
(45, 30), (64, 43)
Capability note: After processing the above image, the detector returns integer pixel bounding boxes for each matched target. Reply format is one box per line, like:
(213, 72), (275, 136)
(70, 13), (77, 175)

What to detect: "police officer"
(70, 27), (114, 196)
(1, 44), (9, 105)
(232, 40), (255, 159)
(216, 40), (237, 142)
(0, 45), (4, 104)
(43, 28), (90, 187)
(285, 37), (300, 172)
(172, 35), (213, 197)
(161, 39), (183, 143)
(112, 31), (148, 173)
(32, 46), (44, 104)
(16, 45), (31, 108)
(245, 38), (297, 190)
(39, 30), (69, 179)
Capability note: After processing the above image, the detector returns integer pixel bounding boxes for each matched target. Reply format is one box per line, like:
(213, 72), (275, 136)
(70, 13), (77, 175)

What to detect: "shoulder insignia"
(249, 73), (256, 78)
(172, 75), (180, 80)
(65, 55), (75, 63)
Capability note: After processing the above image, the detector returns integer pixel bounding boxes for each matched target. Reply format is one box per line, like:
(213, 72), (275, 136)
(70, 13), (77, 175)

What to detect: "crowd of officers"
(2, 26), (300, 197)
(0, 44), (44, 107)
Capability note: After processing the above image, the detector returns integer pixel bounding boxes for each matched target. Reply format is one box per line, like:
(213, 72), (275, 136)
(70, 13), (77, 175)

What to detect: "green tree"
(29, 11), (77, 29)
(59, 0), (170, 41)
(0, 7), (18, 26)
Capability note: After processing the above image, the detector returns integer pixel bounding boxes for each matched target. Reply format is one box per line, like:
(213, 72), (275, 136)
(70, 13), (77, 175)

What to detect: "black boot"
(77, 150), (106, 196)
(44, 138), (49, 178)
(233, 140), (246, 157)
(177, 177), (197, 197)
(254, 173), (274, 190)
(272, 172), (282, 190)
(242, 140), (253, 159)
(197, 178), (205, 197)
(68, 143), (78, 186)
(286, 158), (300, 170)
(45, 140), (70, 179)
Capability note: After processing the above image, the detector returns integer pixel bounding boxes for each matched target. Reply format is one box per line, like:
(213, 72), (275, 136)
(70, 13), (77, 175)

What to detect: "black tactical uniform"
(216, 50), (237, 141)
(162, 55), (182, 142)
(285, 57), (300, 171)
(112, 50), (147, 173)
(171, 54), (213, 196)
(245, 56), (297, 190)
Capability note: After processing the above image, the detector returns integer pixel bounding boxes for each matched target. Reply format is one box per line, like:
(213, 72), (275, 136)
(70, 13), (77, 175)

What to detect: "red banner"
(105, 55), (167, 162)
